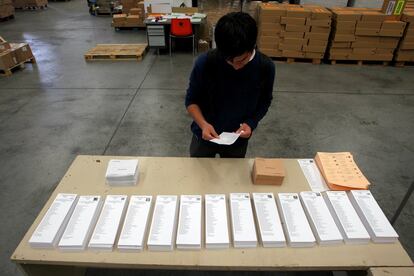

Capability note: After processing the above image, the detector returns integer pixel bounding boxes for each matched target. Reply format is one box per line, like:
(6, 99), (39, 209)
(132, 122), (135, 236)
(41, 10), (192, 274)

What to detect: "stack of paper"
(176, 195), (202, 250)
(205, 194), (230, 249)
(229, 193), (257, 248)
(297, 159), (329, 192)
(276, 193), (316, 247)
(252, 193), (286, 247)
(299, 192), (343, 245)
(58, 195), (103, 250)
(88, 195), (127, 250)
(349, 190), (399, 243)
(29, 193), (78, 248)
(147, 195), (178, 251)
(314, 152), (370, 190)
(117, 196), (153, 251)
(105, 159), (139, 186)
(323, 191), (370, 244)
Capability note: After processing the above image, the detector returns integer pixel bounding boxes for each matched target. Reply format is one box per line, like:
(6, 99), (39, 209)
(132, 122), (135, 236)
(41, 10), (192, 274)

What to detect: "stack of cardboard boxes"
(112, 1), (145, 28)
(395, 11), (414, 63)
(12, 0), (47, 9)
(0, 0), (14, 19)
(0, 37), (35, 73)
(328, 8), (406, 62)
(406, 0), (414, 10)
(257, 3), (332, 60)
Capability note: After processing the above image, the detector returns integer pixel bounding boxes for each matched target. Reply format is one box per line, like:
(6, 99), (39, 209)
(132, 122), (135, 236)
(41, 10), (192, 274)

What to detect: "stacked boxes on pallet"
(112, 1), (145, 28)
(0, 37), (35, 72)
(329, 8), (406, 62)
(12, 0), (47, 9)
(257, 3), (332, 60)
(0, 0), (14, 19)
(395, 11), (414, 62)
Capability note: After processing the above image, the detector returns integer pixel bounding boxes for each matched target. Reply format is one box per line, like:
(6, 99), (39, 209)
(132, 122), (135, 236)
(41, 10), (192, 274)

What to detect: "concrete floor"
(1, 1), (414, 275)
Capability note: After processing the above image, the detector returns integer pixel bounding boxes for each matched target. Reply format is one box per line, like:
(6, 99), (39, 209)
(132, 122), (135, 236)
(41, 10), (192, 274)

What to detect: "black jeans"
(189, 135), (248, 158)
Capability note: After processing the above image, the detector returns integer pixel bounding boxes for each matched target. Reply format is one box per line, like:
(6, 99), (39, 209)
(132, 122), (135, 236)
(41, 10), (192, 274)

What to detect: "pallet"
(15, 4), (48, 10)
(84, 44), (148, 61)
(330, 59), (390, 66)
(394, 61), (414, 67)
(271, 56), (322, 65)
(0, 14), (15, 22)
(0, 57), (36, 77)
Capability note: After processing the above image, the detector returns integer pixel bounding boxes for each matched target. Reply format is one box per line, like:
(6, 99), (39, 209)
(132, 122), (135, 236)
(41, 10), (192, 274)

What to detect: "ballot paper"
(299, 192), (343, 245)
(323, 191), (370, 244)
(29, 193), (78, 248)
(117, 196), (153, 251)
(276, 193), (316, 247)
(147, 195), (178, 251)
(105, 159), (139, 186)
(210, 132), (240, 145)
(252, 193), (286, 247)
(176, 195), (202, 250)
(229, 193), (257, 248)
(58, 195), (103, 250)
(205, 194), (230, 249)
(298, 159), (329, 192)
(88, 195), (127, 250)
(348, 190), (398, 243)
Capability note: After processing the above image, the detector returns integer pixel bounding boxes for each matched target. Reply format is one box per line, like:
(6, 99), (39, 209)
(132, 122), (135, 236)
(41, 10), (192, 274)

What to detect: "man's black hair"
(214, 12), (258, 60)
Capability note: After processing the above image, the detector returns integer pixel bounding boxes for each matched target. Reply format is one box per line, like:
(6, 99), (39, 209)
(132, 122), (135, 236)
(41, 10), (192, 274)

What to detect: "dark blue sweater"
(185, 50), (275, 139)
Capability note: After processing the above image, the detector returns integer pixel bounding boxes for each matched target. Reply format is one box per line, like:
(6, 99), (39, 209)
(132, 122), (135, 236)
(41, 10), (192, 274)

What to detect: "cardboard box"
(113, 14), (127, 23)
(308, 39), (328, 47)
(382, 0), (407, 20)
(357, 21), (383, 29)
(261, 48), (282, 57)
(395, 50), (414, 61)
(333, 11), (361, 21)
(0, 41), (11, 53)
(259, 42), (278, 50)
(260, 15), (282, 24)
(285, 24), (309, 32)
(334, 28), (356, 34)
(305, 32), (330, 40)
(0, 50), (18, 70)
(304, 52), (324, 58)
(401, 41), (414, 49)
(279, 43), (302, 51)
(355, 36), (381, 42)
(379, 28), (405, 36)
(129, 8), (141, 15)
(10, 43), (33, 63)
(282, 50), (305, 58)
(260, 23), (283, 31)
(329, 53), (350, 59)
(260, 29), (282, 36)
(126, 15), (141, 24)
(302, 45), (326, 52)
(259, 4), (287, 17)
(381, 21), (406, 30)
(375, 48), (394, 54)
(310, 7), (332, 20)
(286, 9), (311, 18)
(311, 26), (331, 34)
(330, 48), (353, 55)
(334, 34), (356, 42)
(281, 37), (305, 45)
(281, 31), (305, 39)
(259, 36), (280, 44)
(334, 20), (357, 30)
(307, 19), (331, 27)
(332, 41), (352, 48)
(353, 47), (375, 54)
(281, 17), (306, 25)
(361, 11), (388, 22)
(355, 28), (380, 36)
(348, 53), (393, 60)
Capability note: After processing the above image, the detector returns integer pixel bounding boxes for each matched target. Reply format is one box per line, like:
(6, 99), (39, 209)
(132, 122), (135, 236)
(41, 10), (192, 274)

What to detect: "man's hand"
(236, 123), (252, 138)
(201, 122), (219, 141)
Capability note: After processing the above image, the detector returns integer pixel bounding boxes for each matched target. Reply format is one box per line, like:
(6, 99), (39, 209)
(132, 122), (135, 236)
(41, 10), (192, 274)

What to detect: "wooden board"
(11, 155), (413, 274)
(84, 44), (148, 61)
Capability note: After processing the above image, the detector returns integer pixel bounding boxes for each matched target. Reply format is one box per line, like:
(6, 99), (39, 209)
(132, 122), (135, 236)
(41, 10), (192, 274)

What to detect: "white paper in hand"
(210, 132), (240, 145)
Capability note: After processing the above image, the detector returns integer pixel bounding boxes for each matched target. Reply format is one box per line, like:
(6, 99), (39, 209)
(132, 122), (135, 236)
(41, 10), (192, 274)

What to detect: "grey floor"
(1, 0), (413, 275)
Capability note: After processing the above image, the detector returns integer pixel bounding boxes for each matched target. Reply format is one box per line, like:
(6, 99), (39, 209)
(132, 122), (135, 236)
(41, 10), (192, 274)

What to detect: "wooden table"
(11, 155), (414, 276)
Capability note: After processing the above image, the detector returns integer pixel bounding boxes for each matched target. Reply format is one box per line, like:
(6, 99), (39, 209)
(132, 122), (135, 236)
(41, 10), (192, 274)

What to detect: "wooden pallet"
(0, 57), (36, 77)
(271, 56), (322, 65)
(394, 61), (414, 67)
(330, 59), (390, 66)
(84, 44), (148, 61)
(0, 14), (15, 22)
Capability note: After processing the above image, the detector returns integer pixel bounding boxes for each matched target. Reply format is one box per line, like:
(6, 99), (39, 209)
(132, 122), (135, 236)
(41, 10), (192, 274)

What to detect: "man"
(185, 12), (275, 158)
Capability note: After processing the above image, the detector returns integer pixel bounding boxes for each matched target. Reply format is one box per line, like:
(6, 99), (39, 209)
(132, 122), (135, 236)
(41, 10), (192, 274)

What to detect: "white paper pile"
(205, 194), (230, 249)
(299, 192), (343, 245)
(229, 193), (257, 248)
(276, 193), (316, 247)
(323, 191), (370, 244)
(147, 195), (178, 251)
(105, 159), (139, 186)
(118, 196), (153, 251)
(176, 195), (202, 250)
(58, 195), (103, 250)
(29, 193), (78, 248)
(348, 190), (399, 243)
(252, 193), (286, 247)
(88, 195), (127, 250)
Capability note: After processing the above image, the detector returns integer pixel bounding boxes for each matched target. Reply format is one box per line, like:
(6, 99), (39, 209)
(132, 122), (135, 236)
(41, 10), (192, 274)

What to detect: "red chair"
(169, 18), (195, 56)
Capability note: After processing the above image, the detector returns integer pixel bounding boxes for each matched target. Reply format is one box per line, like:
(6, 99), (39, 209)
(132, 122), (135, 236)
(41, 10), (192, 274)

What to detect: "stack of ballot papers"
(117, 196), (153, 251)
(210, 132), (240, 145)
(299, 192), (343, 245)
(229, 193), (257, 248)
(348, 190), (399, 243)
(58, 195), (103, 250)
(176, 195), (202, 250)
(147, 195), (178, 251)
(105, 159), (139, 186)
(252, 193), (286, 247)
(205, 194), (230, 249)
(276, 193), (316, 247)
(315, 152), (370, 190)
(323, 191), (370, 244)
(88, 195), (127, 250)
(297, 159), (329, 192)
(29, 193), (78, 248)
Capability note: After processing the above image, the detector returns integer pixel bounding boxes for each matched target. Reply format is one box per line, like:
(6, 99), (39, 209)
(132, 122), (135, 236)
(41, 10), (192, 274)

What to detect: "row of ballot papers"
(29, 190), (399, 250)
